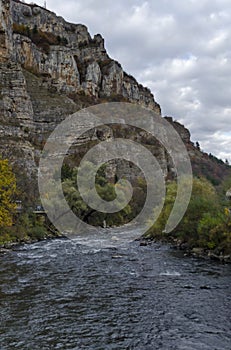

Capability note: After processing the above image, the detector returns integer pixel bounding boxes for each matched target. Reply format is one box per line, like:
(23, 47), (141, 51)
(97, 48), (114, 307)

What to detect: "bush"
(28, 225), (47, 240)
(0, 158), (17, 227)
(60, 162), (133, 227)
(12, 23), (30, 37)
(12, 23), (68, 55)
(147, 177), (231, 253)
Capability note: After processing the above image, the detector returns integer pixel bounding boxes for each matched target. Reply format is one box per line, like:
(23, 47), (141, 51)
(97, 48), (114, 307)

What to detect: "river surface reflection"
(0, 232), (230, 349)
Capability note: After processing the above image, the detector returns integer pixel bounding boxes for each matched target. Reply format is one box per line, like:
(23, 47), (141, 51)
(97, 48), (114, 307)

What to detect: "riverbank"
(143, 177), (231, 263)
(140, 236), (231, 263)
(2, 230), (230, 265)
(176, 242), (231, 263)
(0, 228), (64, 253)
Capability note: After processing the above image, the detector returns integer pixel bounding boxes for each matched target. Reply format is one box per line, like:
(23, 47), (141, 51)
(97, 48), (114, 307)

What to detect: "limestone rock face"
(165, 116), (191, 143)
(101, 61), (124, 96)
(13, 36), (80, 93)
(11, 1), (90, 45)
(0, 0), (230, 202)
(0, 0), (13, 61)
(0, 61), (37, 190)
(82, 61), (101, 96)
(0, 0), (160, 189)
(2, 0), (160, 112)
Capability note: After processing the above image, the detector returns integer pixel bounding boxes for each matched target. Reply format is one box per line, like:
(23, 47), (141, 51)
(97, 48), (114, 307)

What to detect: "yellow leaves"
(224, 207), (230, 217)
(0, 159), (17, 227)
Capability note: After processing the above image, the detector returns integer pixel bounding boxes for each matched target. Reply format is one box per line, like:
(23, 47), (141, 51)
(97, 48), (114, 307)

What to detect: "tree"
(196, 141), (200, 150)
(176, 177), (218, 241)
(61, 162), (132, 227)
(148, 177), (219, 245)
(0, 159), (17, 227)
(147, 176), (231, 254)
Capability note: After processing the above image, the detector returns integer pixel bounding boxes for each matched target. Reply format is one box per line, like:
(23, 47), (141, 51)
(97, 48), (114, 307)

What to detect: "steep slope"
(0, 0), (230, 204)
(10, 0), (160, 111)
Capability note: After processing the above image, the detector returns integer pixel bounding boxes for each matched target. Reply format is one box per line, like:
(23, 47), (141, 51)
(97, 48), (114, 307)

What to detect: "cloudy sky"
(27, 0), (231, 162)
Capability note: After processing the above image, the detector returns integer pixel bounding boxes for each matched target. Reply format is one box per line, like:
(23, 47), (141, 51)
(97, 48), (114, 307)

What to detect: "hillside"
(0, 0), (230, 204)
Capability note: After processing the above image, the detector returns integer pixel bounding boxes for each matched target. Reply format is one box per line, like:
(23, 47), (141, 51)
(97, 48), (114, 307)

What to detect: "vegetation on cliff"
(61, 162), (132, 227)
(13, 23), (68, 54)
(0, 158), (17, 227)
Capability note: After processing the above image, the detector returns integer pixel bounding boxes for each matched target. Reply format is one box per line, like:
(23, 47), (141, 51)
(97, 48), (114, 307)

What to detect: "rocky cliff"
(0, 0), (162, 198)
(0, 0), (230, 203)
(3, 0), (161, 109)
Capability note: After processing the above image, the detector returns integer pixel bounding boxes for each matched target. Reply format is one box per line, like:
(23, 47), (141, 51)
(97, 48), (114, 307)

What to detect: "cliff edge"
(0, 0), (230, 203)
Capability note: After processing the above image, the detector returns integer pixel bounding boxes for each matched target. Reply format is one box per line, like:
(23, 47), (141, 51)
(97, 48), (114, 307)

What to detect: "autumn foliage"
(0, 159), (17, 227)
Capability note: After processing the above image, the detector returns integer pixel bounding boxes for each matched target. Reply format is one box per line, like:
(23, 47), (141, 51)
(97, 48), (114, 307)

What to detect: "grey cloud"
(25, 0), (231, 162)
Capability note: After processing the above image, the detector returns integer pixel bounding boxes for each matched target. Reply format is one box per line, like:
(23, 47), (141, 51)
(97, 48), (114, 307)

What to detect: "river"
(0, 229), (230, 350)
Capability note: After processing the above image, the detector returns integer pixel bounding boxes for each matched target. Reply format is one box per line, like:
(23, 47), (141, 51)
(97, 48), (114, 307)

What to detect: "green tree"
(148, 177), (219, 246)
(147, 176), (231, 254)
(176, 177), (218, 244)
(0, 159), (17, 227)
(62, 162), (131, 227)
(147, 180), (177, 239)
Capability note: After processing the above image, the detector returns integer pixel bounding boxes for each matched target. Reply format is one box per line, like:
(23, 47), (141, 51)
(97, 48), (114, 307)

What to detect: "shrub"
(12, 23), (30, 37)
(12, 23), (68, 55)
(0, 158), (17, 227)
(28, 225), (47, 240)
(147, 176), (231, 254)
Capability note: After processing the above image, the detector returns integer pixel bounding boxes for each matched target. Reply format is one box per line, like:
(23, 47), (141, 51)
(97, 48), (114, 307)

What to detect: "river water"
(0, 230), (230, 350)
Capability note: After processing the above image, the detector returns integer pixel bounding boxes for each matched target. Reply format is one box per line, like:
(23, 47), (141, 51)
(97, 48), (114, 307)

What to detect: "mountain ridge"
(0, 0), (230, 203)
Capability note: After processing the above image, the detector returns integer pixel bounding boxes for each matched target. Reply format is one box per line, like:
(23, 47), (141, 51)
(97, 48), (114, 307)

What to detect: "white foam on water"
(159, 270), (181, 277)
